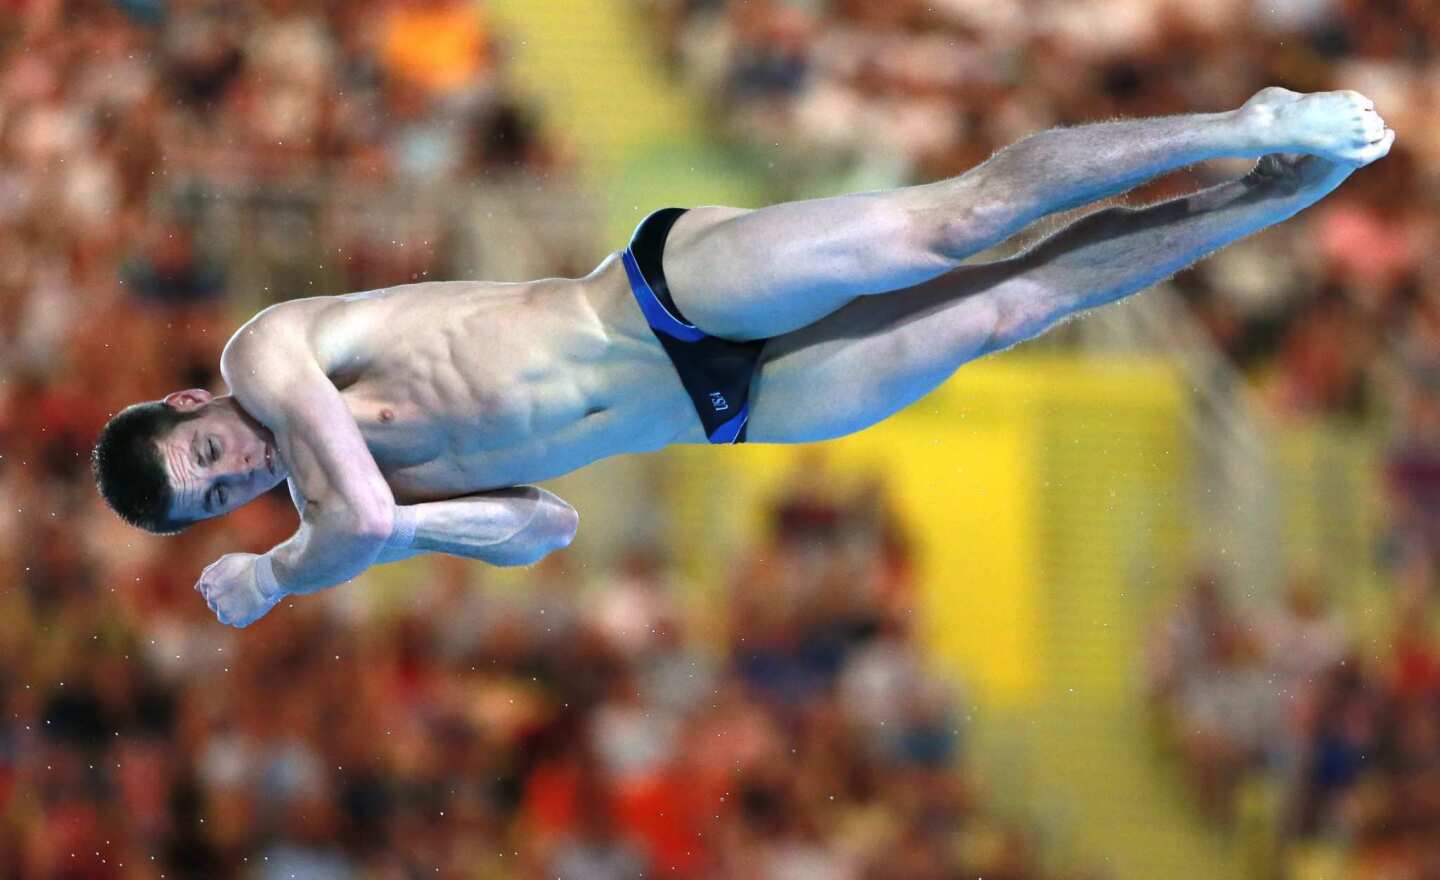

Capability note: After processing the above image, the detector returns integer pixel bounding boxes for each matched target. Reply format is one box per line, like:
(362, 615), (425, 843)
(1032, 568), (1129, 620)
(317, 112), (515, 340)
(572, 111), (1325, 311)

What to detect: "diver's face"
(158, 390), (288, 523)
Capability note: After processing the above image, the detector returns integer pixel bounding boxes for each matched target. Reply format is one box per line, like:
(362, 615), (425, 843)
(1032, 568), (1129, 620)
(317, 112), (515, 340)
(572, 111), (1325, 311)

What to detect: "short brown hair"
(91, 401), (204, 534)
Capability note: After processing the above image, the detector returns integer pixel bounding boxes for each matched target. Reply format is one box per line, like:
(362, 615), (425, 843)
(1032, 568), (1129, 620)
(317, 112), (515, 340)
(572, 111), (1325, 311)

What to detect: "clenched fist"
(196, 553), (285, 628)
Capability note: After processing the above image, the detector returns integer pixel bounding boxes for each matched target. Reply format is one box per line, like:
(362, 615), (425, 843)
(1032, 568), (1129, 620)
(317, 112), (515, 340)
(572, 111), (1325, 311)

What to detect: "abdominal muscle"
(369, 395), (687, 503)
(304, 258), (700, 504)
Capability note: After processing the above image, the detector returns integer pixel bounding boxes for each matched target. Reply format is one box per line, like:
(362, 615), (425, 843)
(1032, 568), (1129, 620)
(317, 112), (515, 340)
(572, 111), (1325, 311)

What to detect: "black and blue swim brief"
(622, 207), (766, 444)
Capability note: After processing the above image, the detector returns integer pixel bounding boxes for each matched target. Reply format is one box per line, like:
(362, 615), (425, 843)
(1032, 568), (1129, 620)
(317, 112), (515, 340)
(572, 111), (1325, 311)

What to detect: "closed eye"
(209, 439), (220, 465)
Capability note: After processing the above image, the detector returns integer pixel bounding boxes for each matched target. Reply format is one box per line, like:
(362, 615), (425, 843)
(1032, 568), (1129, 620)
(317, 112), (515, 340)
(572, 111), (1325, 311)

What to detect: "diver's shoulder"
(222, 297), (331, 370)
(239, 294), (338, 327)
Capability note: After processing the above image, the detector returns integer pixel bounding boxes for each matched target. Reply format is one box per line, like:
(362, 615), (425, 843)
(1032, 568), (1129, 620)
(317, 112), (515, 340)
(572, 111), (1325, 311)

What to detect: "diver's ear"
(163, 389), (213, 411)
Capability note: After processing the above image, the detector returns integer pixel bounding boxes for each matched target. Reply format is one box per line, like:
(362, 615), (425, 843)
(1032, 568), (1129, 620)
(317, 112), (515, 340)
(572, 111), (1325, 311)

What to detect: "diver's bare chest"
(333, 354), (681, 499)
(346, 396), (432, 467)
(339, 386), (615, 500)
(296, 269), (681, 494)
(340, 376), (548, 471)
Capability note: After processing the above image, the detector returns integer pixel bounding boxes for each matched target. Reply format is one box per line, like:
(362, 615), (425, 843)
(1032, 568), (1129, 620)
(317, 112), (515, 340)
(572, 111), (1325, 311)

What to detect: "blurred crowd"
(0, 438), (1103, 879)
(0, 0), (577, 800)
(0, 6), (1089, 874)
(0, 3), (1082, 869)
(650, 0), (1440, 427)
(0, 0), (567, 438)
(656, 8), (1440, 869)
(6, 0), (1440, 877)
(1146, 566), (1440, 877)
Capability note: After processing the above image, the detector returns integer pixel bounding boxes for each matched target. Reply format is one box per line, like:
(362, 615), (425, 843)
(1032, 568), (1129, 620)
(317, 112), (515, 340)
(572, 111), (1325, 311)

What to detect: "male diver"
(92, 87), (1393, 627)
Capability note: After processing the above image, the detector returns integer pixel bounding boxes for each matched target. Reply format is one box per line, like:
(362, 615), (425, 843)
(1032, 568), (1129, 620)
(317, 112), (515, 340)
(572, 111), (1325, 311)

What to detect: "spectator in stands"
(1145, 567), (1243, 706)
(12, 0), (1440, 874)
(121, 218), (226, 308)
(1257, 573), (1348, 714)
(379, 0), (495, 101)
(657, 0), (1440, 424)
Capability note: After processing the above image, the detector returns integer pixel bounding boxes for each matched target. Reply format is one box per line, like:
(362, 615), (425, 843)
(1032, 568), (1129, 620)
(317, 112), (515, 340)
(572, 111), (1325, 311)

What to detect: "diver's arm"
(221, 315), (393, 596)
(290, 481), (578, 566)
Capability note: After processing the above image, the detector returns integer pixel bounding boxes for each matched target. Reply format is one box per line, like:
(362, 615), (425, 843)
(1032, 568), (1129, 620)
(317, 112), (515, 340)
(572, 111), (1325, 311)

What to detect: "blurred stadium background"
(2, 0), (1438, 877)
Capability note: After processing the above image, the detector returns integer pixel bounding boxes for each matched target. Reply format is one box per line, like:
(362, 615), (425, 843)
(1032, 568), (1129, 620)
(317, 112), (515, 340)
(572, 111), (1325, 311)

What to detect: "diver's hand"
(197, 553), (285, 628)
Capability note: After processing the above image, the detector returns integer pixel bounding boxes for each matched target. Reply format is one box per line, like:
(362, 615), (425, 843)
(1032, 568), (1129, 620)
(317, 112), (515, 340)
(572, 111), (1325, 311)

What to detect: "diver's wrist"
(386, 504), (419, 550)
(254, 552), (286, 601)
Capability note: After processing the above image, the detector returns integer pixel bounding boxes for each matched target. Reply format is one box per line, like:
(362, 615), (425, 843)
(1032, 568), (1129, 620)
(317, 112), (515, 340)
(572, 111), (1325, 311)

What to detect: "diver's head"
(92, 389), (287, 534)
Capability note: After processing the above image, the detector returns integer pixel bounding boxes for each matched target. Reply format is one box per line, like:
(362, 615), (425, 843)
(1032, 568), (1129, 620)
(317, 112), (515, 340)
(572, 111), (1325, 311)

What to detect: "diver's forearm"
(375, 542), (424, 565)
(268, 509), (390, 594)
(379, 488), (578, 567)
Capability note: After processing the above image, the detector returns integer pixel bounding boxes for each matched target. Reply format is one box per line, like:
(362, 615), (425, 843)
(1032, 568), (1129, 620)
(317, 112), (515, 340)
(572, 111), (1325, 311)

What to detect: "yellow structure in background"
(467, 2), (1386, 873)
(670, 355), (1187, 706)
(667, 353), (1233, 878)
(690, 365), (1049, 704)
(484, 0), (768, 244)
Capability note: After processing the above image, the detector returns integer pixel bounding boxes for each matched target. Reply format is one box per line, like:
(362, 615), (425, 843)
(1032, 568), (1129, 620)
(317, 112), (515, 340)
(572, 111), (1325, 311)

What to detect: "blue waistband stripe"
(707, 403), (750, 444)
(622, 248), (705, 343)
